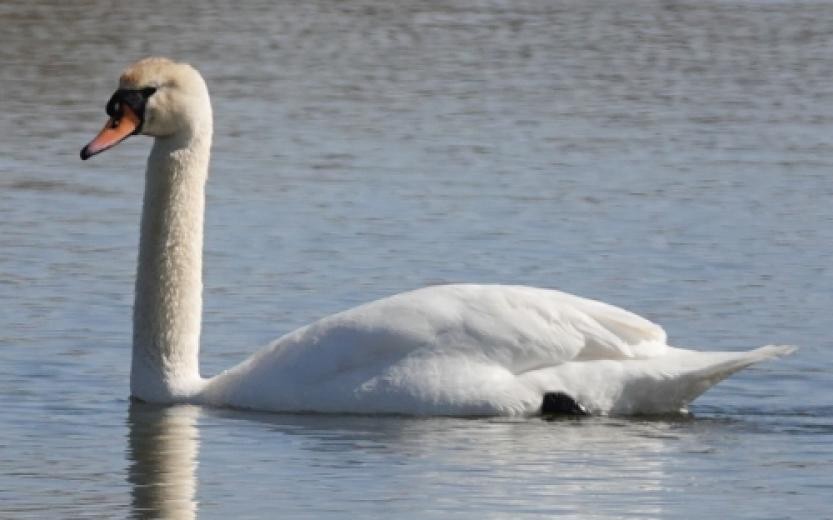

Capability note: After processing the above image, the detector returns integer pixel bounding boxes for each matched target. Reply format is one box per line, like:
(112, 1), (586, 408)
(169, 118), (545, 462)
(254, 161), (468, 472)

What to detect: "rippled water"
(1, 0), (831, 518)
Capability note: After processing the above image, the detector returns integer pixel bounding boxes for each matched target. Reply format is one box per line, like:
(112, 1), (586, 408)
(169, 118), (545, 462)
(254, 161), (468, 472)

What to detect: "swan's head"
(81, 57), (211, 160)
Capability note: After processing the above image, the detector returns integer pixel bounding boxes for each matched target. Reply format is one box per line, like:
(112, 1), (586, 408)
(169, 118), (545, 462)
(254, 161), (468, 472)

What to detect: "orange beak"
(80, 104), (141, 160)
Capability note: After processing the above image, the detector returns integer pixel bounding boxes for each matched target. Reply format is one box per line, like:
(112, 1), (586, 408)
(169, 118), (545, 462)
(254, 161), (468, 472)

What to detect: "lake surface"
(1, 0), (831, 517)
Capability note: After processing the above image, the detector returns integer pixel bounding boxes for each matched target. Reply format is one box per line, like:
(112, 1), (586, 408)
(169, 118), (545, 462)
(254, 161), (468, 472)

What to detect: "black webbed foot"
(540, 391), (588, 418)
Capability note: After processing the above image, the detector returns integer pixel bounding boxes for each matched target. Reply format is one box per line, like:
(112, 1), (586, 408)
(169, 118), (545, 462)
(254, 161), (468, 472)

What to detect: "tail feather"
(521, 345), (796, 415)
(636, 344), (798, 414)
(688, 344), (797, 382)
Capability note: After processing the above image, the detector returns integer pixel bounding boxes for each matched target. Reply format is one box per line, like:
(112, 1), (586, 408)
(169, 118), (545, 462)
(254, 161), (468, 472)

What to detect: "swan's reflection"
(125, 401), (687, 518)
(202, 409), (679, 518)
(127, 402), (200, 520)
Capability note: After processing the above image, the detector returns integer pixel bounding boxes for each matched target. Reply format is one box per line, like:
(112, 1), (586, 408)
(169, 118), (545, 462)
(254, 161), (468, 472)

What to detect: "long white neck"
(131, 118), (212, 402)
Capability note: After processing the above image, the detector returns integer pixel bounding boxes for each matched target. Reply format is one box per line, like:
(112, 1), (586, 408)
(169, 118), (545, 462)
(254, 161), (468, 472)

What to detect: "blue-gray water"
(1, 0), (831, 518)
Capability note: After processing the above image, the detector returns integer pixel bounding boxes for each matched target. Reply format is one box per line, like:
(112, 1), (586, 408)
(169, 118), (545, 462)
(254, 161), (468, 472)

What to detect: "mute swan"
(80, 57), (794, 416)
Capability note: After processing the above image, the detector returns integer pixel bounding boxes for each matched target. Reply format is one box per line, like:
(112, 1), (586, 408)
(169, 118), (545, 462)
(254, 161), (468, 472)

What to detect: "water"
(1, 0), (831, 517)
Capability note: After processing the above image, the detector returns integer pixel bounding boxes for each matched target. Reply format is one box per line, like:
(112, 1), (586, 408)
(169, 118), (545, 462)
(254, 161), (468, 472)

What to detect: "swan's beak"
(80, 105), (141, 160)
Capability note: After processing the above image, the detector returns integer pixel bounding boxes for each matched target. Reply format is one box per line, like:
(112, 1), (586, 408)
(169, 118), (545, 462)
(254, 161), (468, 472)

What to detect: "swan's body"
(82, 58), (794, 416)
(201, 284), (790, 415)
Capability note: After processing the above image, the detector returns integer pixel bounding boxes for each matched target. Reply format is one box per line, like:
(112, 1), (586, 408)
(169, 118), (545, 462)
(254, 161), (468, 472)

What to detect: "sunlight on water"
(1, 0), (831, 518)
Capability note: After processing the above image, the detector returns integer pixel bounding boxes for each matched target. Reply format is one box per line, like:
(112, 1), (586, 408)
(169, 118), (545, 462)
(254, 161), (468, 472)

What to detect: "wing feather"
(254, 284), (668, 378)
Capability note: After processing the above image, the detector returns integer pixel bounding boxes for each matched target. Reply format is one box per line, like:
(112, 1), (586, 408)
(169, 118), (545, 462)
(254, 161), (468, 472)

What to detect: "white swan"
(81, 57), (794, 416)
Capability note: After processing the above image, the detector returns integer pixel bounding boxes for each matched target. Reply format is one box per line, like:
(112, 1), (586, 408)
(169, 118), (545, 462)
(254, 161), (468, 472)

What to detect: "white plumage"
(202, 284), (792, 415)
(82, 57), (794, 417)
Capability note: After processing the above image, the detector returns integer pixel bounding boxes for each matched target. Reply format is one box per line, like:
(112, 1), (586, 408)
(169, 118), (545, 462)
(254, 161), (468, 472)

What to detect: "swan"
(80, 57), (794, 416)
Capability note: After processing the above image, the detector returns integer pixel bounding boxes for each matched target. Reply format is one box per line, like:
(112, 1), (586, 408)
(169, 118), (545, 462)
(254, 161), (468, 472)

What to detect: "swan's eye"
(141, 87), (157, 97)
